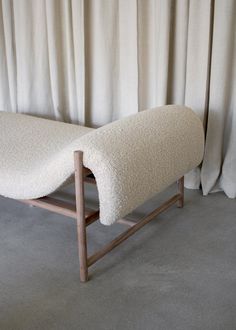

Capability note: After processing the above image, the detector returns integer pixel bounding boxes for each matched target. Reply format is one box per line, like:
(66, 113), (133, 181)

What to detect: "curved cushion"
(78, 105), (204, 225)
(0, 106), (204, 226)
(0, 112), (93, 200)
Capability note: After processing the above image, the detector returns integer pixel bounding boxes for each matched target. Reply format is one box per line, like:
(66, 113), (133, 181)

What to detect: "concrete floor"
(0, 183), (236, 330)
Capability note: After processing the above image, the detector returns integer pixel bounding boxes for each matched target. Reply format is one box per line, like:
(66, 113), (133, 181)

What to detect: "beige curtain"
(0, 0), (235, 197)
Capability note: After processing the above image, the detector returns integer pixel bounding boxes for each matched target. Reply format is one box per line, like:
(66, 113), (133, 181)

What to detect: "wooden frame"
(19, 151), (184, 282)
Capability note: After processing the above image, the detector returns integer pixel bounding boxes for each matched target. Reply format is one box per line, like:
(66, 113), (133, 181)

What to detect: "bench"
(0, 105), (204, 282)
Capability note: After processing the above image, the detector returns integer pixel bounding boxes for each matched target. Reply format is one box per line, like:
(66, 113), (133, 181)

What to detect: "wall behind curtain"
(0, 0), (235, 197)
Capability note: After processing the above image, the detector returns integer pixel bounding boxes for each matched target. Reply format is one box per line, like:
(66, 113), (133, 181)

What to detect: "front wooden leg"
(177, 176), (184, 208)
(74, 151), (88, 282)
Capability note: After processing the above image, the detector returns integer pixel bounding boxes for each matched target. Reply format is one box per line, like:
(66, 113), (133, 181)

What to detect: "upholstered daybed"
(0, 105), (204, 281)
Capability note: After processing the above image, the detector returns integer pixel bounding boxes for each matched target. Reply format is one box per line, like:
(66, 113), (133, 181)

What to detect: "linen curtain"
(0, 0), (235, 197)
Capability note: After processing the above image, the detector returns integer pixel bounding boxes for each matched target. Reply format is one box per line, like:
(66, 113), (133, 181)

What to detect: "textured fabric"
(0, 112), (93, 198)
(0, 0), (235, 197)
(0, 105), (204, 225)
(200, 0), (236, 198)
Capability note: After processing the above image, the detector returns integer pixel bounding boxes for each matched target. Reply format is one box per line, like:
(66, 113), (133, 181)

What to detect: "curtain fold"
(201, 0), (236, 198)
(0, 0), (235, 198)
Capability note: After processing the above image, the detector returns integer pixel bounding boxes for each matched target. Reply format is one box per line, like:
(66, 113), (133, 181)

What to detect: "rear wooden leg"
(177, 176), (184, 208)
(74, 151), (88, 282)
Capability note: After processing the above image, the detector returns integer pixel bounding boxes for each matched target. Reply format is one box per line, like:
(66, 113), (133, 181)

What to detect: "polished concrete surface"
(0, 184), (235, 330)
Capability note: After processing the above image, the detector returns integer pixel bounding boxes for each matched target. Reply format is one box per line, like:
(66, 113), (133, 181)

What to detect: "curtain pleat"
(201, 0), (236, 198)
(0, 0), (16, 112)
(0, 0), (235, 198)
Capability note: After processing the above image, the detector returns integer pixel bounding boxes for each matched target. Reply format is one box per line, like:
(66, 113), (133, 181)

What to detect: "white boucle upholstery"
(0, 112), (93, 199)
(0, 106), (204, 225)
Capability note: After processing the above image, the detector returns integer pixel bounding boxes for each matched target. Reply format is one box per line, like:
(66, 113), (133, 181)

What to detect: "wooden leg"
(87, 193), (180, 267)
(74, 151), (88, 282)
(20, 168), (185, 282)
(19, 152), (186, 282)
(177, 176), (184, 208)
